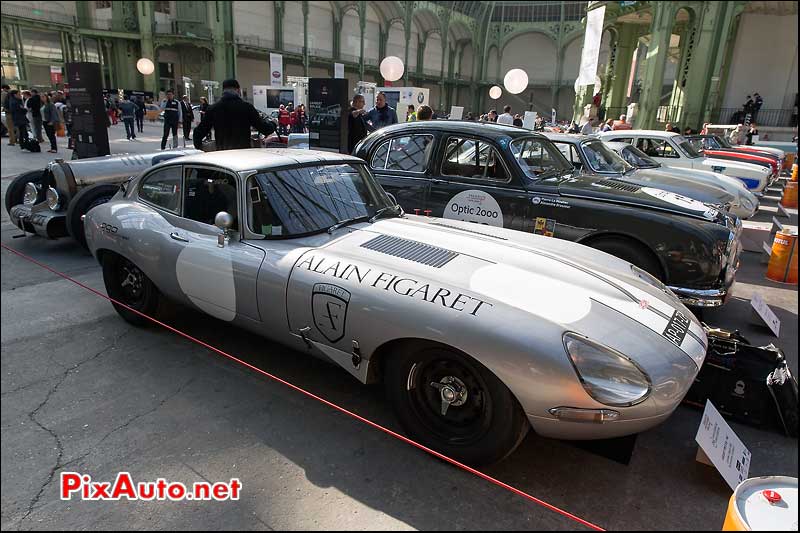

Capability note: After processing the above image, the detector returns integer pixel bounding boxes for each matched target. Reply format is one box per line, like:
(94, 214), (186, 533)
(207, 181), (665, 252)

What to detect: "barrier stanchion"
(722, 476), (797, 531)
(791, 162), (798, 182)
(765, 229), (798, 284)
(780, 181), (798, 208)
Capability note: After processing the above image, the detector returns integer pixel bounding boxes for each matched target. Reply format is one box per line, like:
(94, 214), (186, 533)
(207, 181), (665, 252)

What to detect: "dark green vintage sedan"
(354, 121), (742, 308)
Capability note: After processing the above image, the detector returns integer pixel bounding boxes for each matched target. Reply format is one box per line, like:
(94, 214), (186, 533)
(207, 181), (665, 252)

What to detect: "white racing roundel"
(444, 190), (504, 227)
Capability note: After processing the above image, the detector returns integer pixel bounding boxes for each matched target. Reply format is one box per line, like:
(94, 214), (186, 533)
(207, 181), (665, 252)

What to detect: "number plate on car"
(663, 311), (690, 347)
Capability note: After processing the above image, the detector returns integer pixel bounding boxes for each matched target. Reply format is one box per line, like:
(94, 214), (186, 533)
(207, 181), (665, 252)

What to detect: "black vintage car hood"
(555, 173), (725, 223)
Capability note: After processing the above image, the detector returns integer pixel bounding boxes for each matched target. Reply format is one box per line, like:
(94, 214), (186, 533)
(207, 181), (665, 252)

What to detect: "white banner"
(576, 5), (606, 87)
(334, 62), (344, 79)
(269, 53), (283, 87)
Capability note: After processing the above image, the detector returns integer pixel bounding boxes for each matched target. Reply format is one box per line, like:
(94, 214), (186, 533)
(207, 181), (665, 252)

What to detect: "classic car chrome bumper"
(9, 203), (67, 239)
(667, 286), (730, 308)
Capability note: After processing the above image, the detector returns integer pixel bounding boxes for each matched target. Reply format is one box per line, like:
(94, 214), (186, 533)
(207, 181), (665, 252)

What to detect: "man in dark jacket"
(134, 96), (145, 133)
(8, 90), (30, 148)
(347, 94), (372, 153)
(26, 88), (43, 142)
(160, 90), (182, 150)
(180, 95), (194, 140)
(118, 95), (137, 140)
(193, 79), (276, 151)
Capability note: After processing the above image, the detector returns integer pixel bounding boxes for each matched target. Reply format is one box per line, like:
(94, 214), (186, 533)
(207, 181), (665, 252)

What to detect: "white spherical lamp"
(136, 58), (155, 76)
(379, 56), (404, 82)
(489, 85), (502, 100)
(503, 68), (529, 94)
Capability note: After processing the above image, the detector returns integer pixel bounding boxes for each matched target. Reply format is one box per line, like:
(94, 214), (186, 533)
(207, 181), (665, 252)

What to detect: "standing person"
(180, 95), (194, 141)
(26, 89), (43, 142)
(513, 114), (523, 127)
(134, 96), (145, 133)
(198, 96), (211, 140)
(119, 95), (137, 140)
(497, 105), (514, 125)
(1, 85), (16, 146)
(9, 90), (30, 149)
(486, 109), (498, 122)
(347, 94), (372, 153)
(366, 92), (398, 130)
(277, 104), (291, 135)
(192, 78), (275, 151)
(581, 117), (595, 135)
(40, 92), (61, 153)
(728, 124), (744, 145)
(600, 118), (614, 132)
(160, 89), (182, 150)
(745, 122), (759, 145)
(291, 103), (307, 133)
(753, 93), (763, 122)
(406, 105), (417, 122)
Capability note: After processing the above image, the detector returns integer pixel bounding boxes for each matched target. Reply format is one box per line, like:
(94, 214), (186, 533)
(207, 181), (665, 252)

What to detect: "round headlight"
(23, 182), (40, 205)
(46, 188), (60, 210)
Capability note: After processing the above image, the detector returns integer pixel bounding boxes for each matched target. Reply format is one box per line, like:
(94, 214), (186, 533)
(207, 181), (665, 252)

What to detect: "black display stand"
(308, 78), (349, 153)
(66, 62), (110, 159)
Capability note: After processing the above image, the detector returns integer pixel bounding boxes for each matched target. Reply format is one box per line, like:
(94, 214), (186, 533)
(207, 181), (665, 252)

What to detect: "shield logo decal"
(312, 283), (350, 343)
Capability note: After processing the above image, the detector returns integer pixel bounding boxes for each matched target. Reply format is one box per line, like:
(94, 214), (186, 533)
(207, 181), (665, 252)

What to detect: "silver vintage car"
(84, 149), (707, 465)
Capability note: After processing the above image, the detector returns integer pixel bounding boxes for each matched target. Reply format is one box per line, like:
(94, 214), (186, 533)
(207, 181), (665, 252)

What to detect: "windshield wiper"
(369, 204), (403, 223)
(327, 215), (369, 234)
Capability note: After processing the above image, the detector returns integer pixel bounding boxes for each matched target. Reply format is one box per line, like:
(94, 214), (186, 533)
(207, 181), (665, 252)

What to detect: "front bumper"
(9, 203), (67, 239)
(667, 285), (731, 308)
(527, 409), (677, 440)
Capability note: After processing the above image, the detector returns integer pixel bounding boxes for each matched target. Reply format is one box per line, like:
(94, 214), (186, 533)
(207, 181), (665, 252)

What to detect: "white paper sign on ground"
(449, 106), (464, 120)
(695, 400), (751, 490)
(523, 111), (537, 130)
(751, 292), (781, 336)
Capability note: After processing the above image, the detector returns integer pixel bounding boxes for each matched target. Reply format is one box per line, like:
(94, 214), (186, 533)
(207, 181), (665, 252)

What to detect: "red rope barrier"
(1, 242), (605, 531)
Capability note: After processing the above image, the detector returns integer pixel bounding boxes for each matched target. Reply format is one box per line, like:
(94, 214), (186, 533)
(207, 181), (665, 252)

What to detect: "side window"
(138, 166), (182, 213)
(639, 138), (678, 158)
(620, 148), (637, 166)
(442, 137), (508, 181)
(370, 135), (433, 173)
(614, 137), (634, 144)
(554, 143), (582, 170)
(246, 175), (284, 237)
(183, 167), (239, 229)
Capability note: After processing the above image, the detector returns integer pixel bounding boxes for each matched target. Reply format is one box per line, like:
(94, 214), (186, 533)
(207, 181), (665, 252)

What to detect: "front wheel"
(384, 343), (529, 466)
(101, 253), (161, 327)
(66, 184), (119, 249)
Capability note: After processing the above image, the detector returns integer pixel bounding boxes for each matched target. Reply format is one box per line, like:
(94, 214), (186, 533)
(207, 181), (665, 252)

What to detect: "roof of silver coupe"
(159, 148), (364, 172)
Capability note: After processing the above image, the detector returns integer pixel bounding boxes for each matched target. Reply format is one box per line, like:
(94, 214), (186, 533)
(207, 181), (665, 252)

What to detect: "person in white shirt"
(580, 117), (595, 135)
(497, 105), (514, 125)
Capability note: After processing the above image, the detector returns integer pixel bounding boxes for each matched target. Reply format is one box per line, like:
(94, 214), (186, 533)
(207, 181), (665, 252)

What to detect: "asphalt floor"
(1, 124), (797, 530)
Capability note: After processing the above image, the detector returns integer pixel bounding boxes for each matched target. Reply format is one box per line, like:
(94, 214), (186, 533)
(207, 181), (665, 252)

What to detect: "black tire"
(66, 184), (119, 249)
(101, 252), (161, 327)
(588, 237), (664, 281)
(385, 343), (529, 466)
(4, 169), (46, 216)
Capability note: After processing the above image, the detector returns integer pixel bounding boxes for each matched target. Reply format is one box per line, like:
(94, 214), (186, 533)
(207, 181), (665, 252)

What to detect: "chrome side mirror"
(214, 211), (234, 247)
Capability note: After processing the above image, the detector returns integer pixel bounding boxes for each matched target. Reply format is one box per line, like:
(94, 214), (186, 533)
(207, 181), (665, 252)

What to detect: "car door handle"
(430, 179), (447, 185)
(170, 232), (189, 242)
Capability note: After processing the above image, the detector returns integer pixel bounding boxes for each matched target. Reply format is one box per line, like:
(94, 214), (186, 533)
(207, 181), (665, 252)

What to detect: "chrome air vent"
(361, 234), (459, 268)
(430, 221), (508, 240)
(596, 179), (641, 193)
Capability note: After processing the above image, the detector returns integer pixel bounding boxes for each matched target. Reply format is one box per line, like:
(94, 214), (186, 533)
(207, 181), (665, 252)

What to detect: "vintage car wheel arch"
(99, 249), (163, 326)
(578, 232), (667, 281)
(67, 184), (121, 249)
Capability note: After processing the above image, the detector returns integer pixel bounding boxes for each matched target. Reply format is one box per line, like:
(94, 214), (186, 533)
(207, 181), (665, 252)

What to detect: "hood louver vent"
(597, 179), (641, 193)
(361, 235), (458, 268)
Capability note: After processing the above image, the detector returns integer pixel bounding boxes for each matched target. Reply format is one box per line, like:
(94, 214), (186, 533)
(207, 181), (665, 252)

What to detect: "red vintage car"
(686, 135), (782, 178)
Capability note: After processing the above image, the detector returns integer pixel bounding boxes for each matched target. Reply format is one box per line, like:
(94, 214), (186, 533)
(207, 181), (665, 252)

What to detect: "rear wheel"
(66, 184), (119, 249)
(101, 253), (161, 327)
(385, 343), (529, 466)
(588, 237), (664, 281)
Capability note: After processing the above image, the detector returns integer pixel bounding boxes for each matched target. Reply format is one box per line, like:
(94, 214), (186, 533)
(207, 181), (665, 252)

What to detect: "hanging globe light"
(489, 85), (502, 100)
(136, 58), (155, 76)
(379, 56), (404, 82)
(503, 69), (529, 94)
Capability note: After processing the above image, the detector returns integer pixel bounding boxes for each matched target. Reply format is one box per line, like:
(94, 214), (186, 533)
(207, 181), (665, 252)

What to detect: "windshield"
(510, 137), (571, 179)
(581, 139), (631, 173)
(686, 137), (706, 153)
(714, 135), (733, 148)
(674, 135), (702, 158)
(252, 163), (394, 237)
(620, 145), (660, 168)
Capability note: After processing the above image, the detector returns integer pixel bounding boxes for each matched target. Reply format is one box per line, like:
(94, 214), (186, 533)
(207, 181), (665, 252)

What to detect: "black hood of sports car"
(555, 173), (727, 224)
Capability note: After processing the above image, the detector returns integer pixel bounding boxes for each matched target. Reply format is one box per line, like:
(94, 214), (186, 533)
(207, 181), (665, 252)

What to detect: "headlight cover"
(46, 188), (60, 210)
(563, 333), (652, 407)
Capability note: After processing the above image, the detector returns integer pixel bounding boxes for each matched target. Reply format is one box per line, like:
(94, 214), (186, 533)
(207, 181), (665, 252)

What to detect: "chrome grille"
(596, 179), (641, 193)
(360, 235), (459, 268)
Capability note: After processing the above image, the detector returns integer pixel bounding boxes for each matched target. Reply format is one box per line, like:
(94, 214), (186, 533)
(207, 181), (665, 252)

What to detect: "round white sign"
(444, 190), (504, 227)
